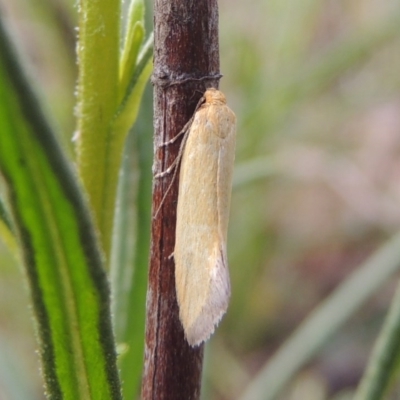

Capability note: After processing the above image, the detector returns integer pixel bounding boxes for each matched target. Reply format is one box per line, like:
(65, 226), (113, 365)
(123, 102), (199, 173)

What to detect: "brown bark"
(141, 0), (220, 399)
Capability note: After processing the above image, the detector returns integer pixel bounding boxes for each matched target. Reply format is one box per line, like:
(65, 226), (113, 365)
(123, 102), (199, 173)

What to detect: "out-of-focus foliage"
(215, 0), (400, 399)
(1, 0), (400, 399)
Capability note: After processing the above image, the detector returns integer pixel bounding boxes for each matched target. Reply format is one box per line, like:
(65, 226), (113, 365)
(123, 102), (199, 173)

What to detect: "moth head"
(204, 88), (226, 105)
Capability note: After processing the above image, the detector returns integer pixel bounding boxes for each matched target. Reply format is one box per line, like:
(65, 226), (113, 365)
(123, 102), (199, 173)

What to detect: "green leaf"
(0, 20), (121, 400)
(112, 85), (153, 400)
(76, 0), (121, 264)
(238, 231), (400, 400)
(126, 0), (145, 30)
(0, 196), (18, 256)
(0, 195), (13, 232)
(119, 21), (144, 100)
(119, 0), (146, 103)
(354, 282), (400, 400)
(113, 33), (153, 138)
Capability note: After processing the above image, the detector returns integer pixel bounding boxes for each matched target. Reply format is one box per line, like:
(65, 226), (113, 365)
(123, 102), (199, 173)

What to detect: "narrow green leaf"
(113, 33), (153, 138)
(0, 20), (121, 400)
(354, 282), (400, 400)
(238, 232), (400, 400)
(119, 0), (145, 103)
(112, 85), (153, 400)
(76, 0), (121, 264)
(0, 196), (18, 256)
(119, 22), (145, 102)
(0, 196), (13, 232)
(126, 0), (145, 30)
(0, 219), (17, 259)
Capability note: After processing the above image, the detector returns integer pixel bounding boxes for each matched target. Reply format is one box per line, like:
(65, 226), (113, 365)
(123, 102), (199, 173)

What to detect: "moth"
(158, 88), (236, 346)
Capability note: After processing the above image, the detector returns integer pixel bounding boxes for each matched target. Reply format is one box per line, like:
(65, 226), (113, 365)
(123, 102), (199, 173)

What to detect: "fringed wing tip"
(183, 254), (231, 347)
(185, 303), (228, 347)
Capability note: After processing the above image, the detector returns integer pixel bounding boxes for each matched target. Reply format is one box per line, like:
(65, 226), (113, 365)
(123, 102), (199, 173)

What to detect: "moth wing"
(174, 104), (236, 346)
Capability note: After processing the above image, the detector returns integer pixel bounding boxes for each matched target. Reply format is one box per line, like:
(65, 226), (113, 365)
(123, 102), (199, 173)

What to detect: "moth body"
(174, 88), (236, 346)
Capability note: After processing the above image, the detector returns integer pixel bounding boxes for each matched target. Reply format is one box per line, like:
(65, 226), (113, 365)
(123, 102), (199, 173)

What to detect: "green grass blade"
(0, 20), (121, 400)
(354, 282), (400, 400)
(238, 232), (400, 400)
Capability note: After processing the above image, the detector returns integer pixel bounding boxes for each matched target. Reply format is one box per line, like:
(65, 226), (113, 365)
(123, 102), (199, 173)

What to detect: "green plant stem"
(76, 0), (121, 264)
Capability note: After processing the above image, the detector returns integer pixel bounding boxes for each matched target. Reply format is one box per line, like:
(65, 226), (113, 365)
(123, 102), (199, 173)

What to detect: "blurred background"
(1, 0), (400, 399)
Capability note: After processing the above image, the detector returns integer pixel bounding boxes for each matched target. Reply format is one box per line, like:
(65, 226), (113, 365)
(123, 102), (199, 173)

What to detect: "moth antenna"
(153, 93), (207, 219)
(158, 117), (192, 147)
(153, 129), (190, 219)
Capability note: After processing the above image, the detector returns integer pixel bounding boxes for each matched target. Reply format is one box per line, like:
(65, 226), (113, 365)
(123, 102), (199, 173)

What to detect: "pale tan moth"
(157, 88), (236, 346)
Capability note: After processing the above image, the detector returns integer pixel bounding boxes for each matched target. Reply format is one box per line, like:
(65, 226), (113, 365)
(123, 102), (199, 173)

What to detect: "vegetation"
(1, 0), (400, 399)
